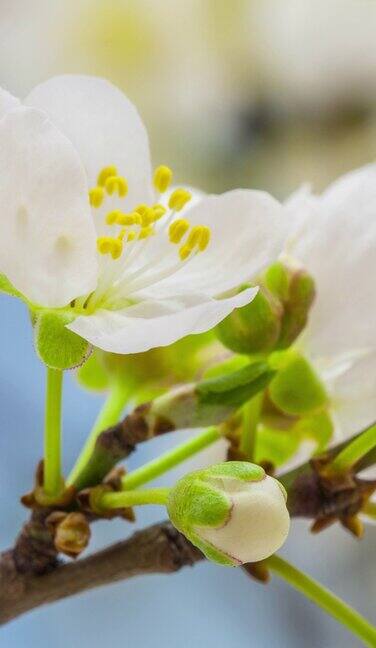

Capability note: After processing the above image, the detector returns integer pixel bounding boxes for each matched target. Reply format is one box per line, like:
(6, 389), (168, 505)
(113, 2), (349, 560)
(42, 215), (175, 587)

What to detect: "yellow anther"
(127, 231), (137, 243)
(179, 244), (192, 261)
(153, 204), (167, 220)
(198, 225), (211, 251)
(97, 165), (117, 187)
(141, 207), (156, 227)
(138, 225), (154, 240)
(89, 187), (105, 208)
(116, 212), (139, 226)
(186, 225), (204, 249)
(105, 210), (122, 225)
(97, 236), (123, 260)
(169, 219), (190, 244)
(110, 238), (123, 260)
(118, 228), (127, 242)
(153, 165), (173, 193)
(134, 204), (148, 215)
(105, 175), (128, 197)
(168, 188), (192, 211)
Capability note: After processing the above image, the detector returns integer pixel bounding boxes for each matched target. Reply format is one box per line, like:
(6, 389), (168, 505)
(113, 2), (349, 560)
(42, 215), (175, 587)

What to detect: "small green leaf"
(196, 361), (275, 408)
(35, 311), (91, 370)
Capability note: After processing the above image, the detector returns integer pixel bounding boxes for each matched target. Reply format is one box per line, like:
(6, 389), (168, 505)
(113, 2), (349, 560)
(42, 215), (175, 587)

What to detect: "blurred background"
(0, 1), (375, 646)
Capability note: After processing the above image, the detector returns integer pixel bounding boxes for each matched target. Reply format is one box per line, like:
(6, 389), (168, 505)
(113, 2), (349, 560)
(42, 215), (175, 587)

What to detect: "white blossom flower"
(0, 75), (285, 355)
(285, 164), (376, 440)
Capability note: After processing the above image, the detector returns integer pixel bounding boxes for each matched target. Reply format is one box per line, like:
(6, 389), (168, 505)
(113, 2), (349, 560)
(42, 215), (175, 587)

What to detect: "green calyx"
(268, 350), (328, 416)
(216, 286), (282, 354)
(167, 461), (264, 566)
(34, 310), (91, 371)
(0, 274), (25, 300)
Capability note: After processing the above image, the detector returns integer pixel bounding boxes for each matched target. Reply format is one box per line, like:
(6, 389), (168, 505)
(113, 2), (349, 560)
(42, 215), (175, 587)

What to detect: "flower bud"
(265, 262), (316, 349)
(268, 350), (328, 416)
(167, 462), (290, 566)
(216, 286), (282, 354)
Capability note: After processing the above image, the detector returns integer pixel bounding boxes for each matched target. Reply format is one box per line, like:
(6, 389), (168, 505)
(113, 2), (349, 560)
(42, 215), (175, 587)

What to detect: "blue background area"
(0, 295), (375, 648)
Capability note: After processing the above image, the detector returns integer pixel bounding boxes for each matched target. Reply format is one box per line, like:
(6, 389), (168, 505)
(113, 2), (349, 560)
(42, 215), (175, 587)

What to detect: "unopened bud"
(167, 462), (290, 566)
(268, 350), (328, 416)
(265, 262), (316, 349)
(48, 512), (91, 558)
(216, 286), (282, 354)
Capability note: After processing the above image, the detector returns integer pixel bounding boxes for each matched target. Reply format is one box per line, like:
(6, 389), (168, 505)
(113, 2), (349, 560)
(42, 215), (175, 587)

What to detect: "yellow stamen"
(179, 244), (192, 261)
(89, 187), (105, 208)
(186, 225), (203, 249)
(116, 212), (140, 226)
(153, 204), (167, 220)
(105, 210), (122, 225)
(105, 175), (128, 197)
(118, 228), (127, 241)
(169, 219), (190, 244)
(127, 231), (137, 242)
(153, 165), (173, 193)
(97, 165), (117, 187)
(138, 225), (154, 240)
(134, 204), (148, 215)
(97, 236), (123, 260)
(110, 239), (123, 259)
(198, 225), (211, 251)
(168, 188), (192, 212)
(97, 237), (112, 254)
(140, 207), (156, 227)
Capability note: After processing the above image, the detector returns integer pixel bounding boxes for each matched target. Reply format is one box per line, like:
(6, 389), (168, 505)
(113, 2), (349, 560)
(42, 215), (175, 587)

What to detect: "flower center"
(75, 164), (211, 312)
(90, 164), (210, 262)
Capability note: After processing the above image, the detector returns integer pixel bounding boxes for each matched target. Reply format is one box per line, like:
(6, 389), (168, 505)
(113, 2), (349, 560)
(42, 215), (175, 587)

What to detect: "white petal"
(0, 107), (98, 307)
(198, 475), (290, 564)
(68, 287), (257, 353)
(146, 189), (285, 298)
(0, 86), (20, 120)
(290, 164), (376, 356)
(328, 351), (376, 439)
(25, 75), (153, 208)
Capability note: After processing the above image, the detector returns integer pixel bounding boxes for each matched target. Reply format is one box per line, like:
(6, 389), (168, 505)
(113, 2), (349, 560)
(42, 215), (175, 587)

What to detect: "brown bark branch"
(2, 421), (375, 625)
(0, 521), (202, 625)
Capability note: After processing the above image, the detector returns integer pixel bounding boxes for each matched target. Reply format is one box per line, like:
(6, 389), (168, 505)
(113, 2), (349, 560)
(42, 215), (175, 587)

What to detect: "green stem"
(329, 424), (376, 474)
(267, 555), (376, 647)
(121, 427), (220, 490)
(100, 487), (170, 509)
(44, 368), (63, 497)
(67, 382), (129, 488)
(240, 395), (262, 461)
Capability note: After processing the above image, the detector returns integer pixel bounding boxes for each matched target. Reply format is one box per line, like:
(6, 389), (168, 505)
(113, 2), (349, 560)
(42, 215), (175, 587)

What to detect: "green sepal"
(196, 360), (275, 408)
(168, 474), (230, 530)
(188, 531), (236, 567)
(199, 461), (264, 483)
(202, 354), (251, 380)
(34, 310), (91, 370)
(268, 351), (328, 416)
(0, 274), (25, 301)
(216, 286), (282, 354)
